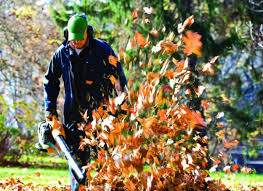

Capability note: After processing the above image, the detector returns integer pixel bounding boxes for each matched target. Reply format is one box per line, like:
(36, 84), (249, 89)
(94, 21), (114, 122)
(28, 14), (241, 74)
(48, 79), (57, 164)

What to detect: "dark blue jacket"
(44, 38), (127, 124)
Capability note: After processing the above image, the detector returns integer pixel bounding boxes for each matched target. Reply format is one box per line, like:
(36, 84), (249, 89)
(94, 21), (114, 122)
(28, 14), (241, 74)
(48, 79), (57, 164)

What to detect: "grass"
(0, 167), (70, 185)
(1, 165), (263, 188)
(1, 155), (263, 188)
(210, 171), (263, 188)
(3, 154), (68, 169)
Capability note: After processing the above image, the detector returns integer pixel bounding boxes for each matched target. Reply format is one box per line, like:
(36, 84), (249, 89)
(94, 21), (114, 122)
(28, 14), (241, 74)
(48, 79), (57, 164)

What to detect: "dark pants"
(64, 122), (91, 191)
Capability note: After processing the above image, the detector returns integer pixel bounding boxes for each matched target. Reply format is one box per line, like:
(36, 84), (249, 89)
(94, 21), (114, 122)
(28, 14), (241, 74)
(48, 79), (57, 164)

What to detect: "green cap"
(67, 15), (88, 41)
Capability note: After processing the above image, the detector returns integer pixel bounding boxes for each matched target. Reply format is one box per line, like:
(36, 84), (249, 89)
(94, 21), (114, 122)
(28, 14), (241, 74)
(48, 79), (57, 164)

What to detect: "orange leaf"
(183, 15), (194, 28)
(109, 75), (117, 85)
(232, 164), (239, 172)
(150, 28), (159, 38)
(109, 133), (115, 145)
(232, 140), (239, 145)
(176, 60), (185, 73)
(217, 122), (225, 129)
(132, 8), (138, 19)
(148, 57), (153, 68)
(121, 102), (128, 110)
(86, 80), (93, 85)
(119, 48), (124, 60)
(35, 172), (41, 177)
(202, 100), (211, 110)
(82, 110), (88, 122)
(224, 140), (233, 149)
(165, 70), (175, 79)
(131, 38), (136, 48)
(202, 63), (214, 76)
(128, 78), (133, 87)
(108, 55), (118, 67)
(217, 130), (225, 138)
(160, 40), (178, 54)
(185, 88), (191, 95)
(210, 56), (219, 64)
(134, 32), (147, 48)
(178, 15), (194, 33)
(182, 30), (202, 56)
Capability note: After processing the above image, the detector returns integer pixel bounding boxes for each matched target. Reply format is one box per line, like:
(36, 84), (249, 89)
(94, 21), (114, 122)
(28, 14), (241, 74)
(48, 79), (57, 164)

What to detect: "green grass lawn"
(0, 167), (70, 185)
(1, 165), (263, 188)
(210, 171), (263, 188)
(1, 155), (263, 188)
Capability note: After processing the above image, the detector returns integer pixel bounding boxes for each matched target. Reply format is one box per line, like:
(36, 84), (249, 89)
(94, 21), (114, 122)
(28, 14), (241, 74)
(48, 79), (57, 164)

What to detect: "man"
(44, 14), (127, 190)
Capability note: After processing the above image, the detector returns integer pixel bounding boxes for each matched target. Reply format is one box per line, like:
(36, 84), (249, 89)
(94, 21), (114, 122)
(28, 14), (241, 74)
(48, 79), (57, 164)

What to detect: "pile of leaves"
(0, 177), (70, 191)
(75, 12), (229, 191)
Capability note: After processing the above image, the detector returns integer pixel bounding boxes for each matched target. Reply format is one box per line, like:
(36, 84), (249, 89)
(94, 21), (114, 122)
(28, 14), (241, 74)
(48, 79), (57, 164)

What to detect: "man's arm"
(44, 51), (62, 118)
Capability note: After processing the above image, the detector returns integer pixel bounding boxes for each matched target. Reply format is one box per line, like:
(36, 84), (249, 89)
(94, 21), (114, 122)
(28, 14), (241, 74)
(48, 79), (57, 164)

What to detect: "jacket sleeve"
(103, 42), (127, 91)
(44, 51), (62, 114)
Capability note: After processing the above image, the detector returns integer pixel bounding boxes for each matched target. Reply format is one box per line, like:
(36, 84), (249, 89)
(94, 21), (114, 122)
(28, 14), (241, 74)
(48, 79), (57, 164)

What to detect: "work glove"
(36, 121), (56, 152)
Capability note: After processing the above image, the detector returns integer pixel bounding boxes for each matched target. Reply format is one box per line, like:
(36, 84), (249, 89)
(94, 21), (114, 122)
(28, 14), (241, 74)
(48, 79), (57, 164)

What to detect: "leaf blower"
(35, 117), (86, 185)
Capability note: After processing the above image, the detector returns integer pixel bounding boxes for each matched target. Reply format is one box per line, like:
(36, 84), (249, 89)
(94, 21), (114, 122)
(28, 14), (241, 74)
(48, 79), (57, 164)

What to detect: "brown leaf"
(202, 63), (214, 76)
(160, 40), (178, 54)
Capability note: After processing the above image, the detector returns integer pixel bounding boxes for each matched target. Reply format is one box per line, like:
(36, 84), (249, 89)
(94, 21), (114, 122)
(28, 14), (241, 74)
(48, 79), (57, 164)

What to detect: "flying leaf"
(232, 164), (239, 172)
(202, 63), (214, 76)
(185, 88), (191, 95)
(202, 100), (211, 110)
(178, 15), (194, 33)
(193, 85), (206, 97)
(35, 172), (41, 177)
(160, 40), (178, 55)
(132, 8), (138, 19)
(224, 140), (233, 149)
(109, 75), (117, 85)
(119, 48), (124, 60)
(182, 30), (202, 56)
(148, 57), (153, 68)
(232, 140), (239, 145)
(150, 29), (159, 38)
(210, 56), (219, 64)
(223, 165), (231, 174)
(134, 32), (148, 48)
(86, 80), (93, 85)
(143, 7), (154, 14)
(108, 55), (119, 67)
(217, 122), (225, 129)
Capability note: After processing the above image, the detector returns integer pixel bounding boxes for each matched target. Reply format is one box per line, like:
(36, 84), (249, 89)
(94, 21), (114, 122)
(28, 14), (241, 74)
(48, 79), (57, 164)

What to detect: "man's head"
(67, 14), (88, 49)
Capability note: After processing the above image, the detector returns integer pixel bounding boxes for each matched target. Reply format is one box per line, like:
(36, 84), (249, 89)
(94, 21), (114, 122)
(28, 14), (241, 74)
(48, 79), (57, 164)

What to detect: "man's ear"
(64, 27), (68, 41)
(87, 25), (94, 38)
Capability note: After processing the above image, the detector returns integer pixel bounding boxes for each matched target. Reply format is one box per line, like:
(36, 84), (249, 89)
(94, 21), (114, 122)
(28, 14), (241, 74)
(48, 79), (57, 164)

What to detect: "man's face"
(72, 30), (88, 49)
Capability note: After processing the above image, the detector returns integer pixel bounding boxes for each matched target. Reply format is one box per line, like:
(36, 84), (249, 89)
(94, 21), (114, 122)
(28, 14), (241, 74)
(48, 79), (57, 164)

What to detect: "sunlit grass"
(210, 171), (263, 188)
(0, 167), (69, 185)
